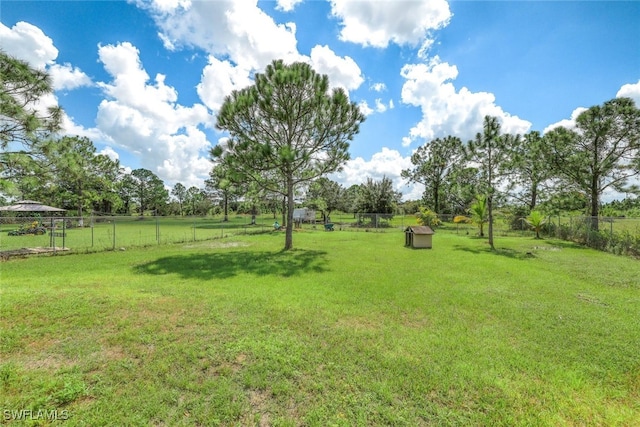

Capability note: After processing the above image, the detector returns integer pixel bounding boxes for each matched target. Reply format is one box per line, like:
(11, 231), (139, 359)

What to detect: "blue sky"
(2, 0), (639, 200)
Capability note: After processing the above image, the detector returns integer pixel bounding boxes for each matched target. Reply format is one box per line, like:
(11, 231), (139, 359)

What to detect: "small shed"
(405, 226), (434, 249)
(292, 208), (316, 224)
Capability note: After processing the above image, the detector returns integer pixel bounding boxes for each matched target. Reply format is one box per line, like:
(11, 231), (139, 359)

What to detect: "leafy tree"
(185, 186), (201, 216)
(355, 176), (402, 225)
(444, 166), (481, 215)
(398, 200), (421, 215)
(538, 189), (587, 216)
(342, 184), (360, 216)
(90, 155), (123, 214)
(401, 136), (463, 214)
(0, 150), (44, 199)
(305, 177), (344, 223)
(507, 131), (554, 210)
(171, 183), (187, 216)
(183, 186), (213, 216)
(602, 196), (640, 217)
(544, 97), (640, 230)
(46, 136), (120, 222)
(213, 59), (365, 250)
(524, 210), (548, 239)
(130, 168), (168, 215)
(194, 189), (213, 216)
(263, 189), (284, 220)
(463, 116), (520, 249)
(205, 163), (243, 222)
(116, 173), (137, 214)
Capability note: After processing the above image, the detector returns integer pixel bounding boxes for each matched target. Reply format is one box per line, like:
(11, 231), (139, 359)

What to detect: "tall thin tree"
(464, 116), (520, 250)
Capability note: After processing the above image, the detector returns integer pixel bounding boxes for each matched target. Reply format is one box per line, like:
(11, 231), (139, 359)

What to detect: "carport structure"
(0, 200), (66, 214)
(0, 200), (68, 257)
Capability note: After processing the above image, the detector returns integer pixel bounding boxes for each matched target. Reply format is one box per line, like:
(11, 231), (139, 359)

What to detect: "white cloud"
(329, 0), (451, 48)
(195, 43), (363, 113)
(137, 0), (310, 117)
(196, 56), (254, 113)
(1, 21), (92, 92)
(276, 0), (304, 12)
(617, 79), (640, 106)
(61, 113), (109, 143)
(375, 98), (392, 113)
(99, 146), (120, 161)
(370, 82), (387, 92)
(0, 21), (58, 69)
(143, 0), (190, 14)
(309, 45), (364, 92)
(400, 56), (531, 146)
(543, 107), (588, 134)
(331, 147), (421, 200)
(142, 0), (301, 71)
(49, 63), (93, 91)
(358, 98), (393, 117)
(95, 42), (214, 188)
(358, 101), (374, 117)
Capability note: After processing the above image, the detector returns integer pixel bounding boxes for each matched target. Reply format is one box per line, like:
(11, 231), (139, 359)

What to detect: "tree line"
(2, 52), (640, 251)
(402, 100), (640, 249)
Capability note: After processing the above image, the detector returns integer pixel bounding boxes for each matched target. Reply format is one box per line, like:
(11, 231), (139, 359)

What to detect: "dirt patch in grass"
(21, 354), (77, 371)
(236, 388), (274, 427)
(0, 246), (69, 260)
(182, 241), (250, 250)
(335, 315), (384, 331)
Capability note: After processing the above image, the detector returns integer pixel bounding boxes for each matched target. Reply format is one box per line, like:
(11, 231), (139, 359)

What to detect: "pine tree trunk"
(488, 195), (495, 250)
(285, 179), (294, 250)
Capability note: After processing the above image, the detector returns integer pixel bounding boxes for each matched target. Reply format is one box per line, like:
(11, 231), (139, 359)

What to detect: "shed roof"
(0, 200), (66, 212)
(406, 226), (434, 235)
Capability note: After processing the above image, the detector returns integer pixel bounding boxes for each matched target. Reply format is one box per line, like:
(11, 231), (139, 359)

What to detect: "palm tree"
(469, 195), (489, 237)
(524, 210), (548, 239)
(452, 195), (489, 236)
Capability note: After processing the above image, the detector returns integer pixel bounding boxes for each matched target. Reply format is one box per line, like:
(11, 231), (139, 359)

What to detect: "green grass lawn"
(1, 231), (639, 426)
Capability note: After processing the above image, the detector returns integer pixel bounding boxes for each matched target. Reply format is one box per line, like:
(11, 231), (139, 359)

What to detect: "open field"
(1, 230), (639, 425)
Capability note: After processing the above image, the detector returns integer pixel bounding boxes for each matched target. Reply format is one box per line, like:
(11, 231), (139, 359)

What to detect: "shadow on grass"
(453, 244), (535, 260)
(541, 239), (589, 250)
(132, 248), (329, 280)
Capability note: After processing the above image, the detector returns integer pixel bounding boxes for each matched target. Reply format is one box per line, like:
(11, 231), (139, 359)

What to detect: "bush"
(416, 208), (441, 228)
(551, 219), (640, 258)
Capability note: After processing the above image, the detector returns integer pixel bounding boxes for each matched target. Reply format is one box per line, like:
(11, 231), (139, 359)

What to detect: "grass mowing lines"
(1, 230), (639, 425)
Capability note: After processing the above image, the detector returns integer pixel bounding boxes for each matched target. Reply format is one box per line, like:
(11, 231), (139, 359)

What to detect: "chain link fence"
(1, 212), (639, 257)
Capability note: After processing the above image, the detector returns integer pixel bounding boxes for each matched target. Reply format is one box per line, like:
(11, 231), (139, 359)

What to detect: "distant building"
(293, 208), (316, 224)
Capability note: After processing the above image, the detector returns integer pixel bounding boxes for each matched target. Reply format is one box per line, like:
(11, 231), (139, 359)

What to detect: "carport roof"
(0, 200), (66, 212)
